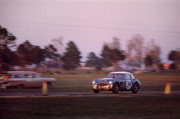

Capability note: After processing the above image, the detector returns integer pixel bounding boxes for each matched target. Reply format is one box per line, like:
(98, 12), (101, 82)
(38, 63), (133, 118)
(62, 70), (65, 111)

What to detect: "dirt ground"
(0, 94), (180, 119)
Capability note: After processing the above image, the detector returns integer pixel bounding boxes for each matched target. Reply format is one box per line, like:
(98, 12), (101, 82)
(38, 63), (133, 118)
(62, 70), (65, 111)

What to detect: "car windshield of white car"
(107, 73), (125, 79)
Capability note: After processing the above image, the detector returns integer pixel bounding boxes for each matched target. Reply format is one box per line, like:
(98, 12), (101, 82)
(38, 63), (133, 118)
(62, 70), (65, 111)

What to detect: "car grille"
(98, 83), (108, 86)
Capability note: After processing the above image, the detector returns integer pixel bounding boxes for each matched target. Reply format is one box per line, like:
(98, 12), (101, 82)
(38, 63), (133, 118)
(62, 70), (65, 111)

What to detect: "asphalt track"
(0, 91), (180, 97)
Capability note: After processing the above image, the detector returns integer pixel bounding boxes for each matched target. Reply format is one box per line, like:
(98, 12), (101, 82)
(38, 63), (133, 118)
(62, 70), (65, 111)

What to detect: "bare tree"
(145, 39), (161, 70)
(109, 36), (121, 50)
(51, 36), (64, 71)
(52, 36), (64, 54)
(126, 34), (145, 67)
(168, 49), (180, 69)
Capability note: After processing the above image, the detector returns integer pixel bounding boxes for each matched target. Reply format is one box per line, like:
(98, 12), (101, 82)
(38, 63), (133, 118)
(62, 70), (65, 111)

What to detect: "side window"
(35, 74), (41, 78)
(32, 74), (36, 78)
(14, 74), (19, 78)
(24, 74), (31, 78)
(125, 74), (131, 80)
(129, 74), (132, 80)
(14, 74), (22, 78)
(130, 74), (133, 79)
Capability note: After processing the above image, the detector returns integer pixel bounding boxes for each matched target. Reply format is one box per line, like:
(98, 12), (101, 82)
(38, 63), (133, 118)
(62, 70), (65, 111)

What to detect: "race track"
(0, 91), (180, 97)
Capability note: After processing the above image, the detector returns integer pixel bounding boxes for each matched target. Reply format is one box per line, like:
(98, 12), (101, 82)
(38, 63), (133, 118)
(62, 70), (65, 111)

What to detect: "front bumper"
(0, 84), (11, 89)
(92, 83), (113, 91)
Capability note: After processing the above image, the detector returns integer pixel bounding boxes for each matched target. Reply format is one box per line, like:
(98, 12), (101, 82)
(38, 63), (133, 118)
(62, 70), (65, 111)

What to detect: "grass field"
(0, 94), (180, 119)
(0, 71), (180, 93)
(0, 71), (180, 119)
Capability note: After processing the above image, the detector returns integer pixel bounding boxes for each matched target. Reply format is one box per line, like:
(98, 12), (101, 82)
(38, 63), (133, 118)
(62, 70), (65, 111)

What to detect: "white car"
(0, 71), (56, 89)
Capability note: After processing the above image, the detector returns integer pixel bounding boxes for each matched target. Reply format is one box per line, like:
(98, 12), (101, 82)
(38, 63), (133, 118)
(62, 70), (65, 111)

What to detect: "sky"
(0, 0), (180, 63)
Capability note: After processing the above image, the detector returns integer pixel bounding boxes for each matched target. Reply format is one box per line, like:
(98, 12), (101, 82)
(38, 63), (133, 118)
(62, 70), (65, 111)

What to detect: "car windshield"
(107, 73), (125, 79)
(13, 73), (39, 78)
(14, 74), (23, 78)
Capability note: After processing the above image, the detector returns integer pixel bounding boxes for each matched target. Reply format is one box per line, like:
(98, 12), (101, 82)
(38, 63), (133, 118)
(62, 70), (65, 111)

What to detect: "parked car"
(0, 71), (56, 89)
(92, 71), (141, 94)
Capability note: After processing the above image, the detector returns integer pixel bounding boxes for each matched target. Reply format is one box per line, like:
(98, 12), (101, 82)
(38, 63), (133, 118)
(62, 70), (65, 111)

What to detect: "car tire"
(93, 89), (99, 93)
(131, 83), (139, 94)
(17, 84), (24, 89)
(112, 83), (119, 94)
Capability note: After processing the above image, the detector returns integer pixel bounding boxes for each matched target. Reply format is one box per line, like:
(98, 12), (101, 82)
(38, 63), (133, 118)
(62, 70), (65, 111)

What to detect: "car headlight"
(92, 80), (96, 84)
(109, 81), (113, 84)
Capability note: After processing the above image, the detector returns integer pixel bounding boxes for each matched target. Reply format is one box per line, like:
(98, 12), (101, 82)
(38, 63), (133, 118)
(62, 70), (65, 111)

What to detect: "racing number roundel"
(126, 80), (132, 90)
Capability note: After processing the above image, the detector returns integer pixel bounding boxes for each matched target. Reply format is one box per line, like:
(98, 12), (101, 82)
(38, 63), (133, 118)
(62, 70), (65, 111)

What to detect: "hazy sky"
(0, 0), (180, 63)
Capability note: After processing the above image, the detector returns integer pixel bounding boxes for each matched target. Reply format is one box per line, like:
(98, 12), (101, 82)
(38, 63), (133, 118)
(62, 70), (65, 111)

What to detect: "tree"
(0, 25), (17, 71)
(101, 44), (125, 71)
(126, 34), (144, 67)
(0, 47), (18, 71)
(86, 52), (102, 70)
(0, 26), (16, 48)
(17, 40), (34, 65)
(144, 55), (153, 68)
(109, 37), (121, 49)
(49, 37), (64, 70)
(168, 50), (180, 69)
(44, 44), (60, 60)
(109, 48), (125, 71)
(86, 52), (98, 67)
(101, 44), (111, 67)
(62, 41), (81, 72)
(168, 50), (180, 64)
(145, 39), (161, 65)
(144, 39), (162, 71)
(52, 36), (64, 54)
(17, 40), (46, 66)
(31, 45), (45, 64)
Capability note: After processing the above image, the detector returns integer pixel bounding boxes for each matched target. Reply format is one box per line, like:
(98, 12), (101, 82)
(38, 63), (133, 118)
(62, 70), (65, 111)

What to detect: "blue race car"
(92, 71), (141, 94)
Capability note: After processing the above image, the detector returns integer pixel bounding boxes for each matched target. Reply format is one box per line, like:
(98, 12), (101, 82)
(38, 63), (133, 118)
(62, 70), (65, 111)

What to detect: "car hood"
(6, 77), (56, 82)
(95, 78), (113, 83)
(41, 78), (56, 81)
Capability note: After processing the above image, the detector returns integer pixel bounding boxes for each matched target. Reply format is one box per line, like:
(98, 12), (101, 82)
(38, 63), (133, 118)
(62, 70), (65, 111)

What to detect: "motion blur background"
(0, 0), (180, 72)
(0, 1), (180, 118)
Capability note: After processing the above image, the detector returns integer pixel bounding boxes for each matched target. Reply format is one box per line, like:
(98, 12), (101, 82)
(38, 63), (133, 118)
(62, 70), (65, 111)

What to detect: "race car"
(92, 71), (141, 94)
(0, 71), (56, 89)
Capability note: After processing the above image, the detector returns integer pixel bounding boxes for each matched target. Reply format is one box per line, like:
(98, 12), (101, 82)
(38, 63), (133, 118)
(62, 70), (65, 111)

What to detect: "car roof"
(7, 71), (37, 74)
(109, 71), (135, 78)
(110, 71), (132, 74)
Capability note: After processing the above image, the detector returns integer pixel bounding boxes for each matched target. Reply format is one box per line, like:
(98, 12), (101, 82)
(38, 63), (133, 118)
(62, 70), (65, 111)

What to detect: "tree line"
(0, 25), (179, 71)
(0, 25), (81, 71)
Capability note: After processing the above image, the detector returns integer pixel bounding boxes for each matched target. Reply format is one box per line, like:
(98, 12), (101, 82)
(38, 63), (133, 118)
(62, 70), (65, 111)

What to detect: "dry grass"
(0, 71), (180, 119)
(0, 71), (180, 93)
(0, 94), (180, 119)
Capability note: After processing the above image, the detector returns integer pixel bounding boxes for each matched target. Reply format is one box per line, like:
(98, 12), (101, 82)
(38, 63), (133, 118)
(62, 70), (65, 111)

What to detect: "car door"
(23, 74), (33, 87)
(11, 74), (26, 86)
(34, 74), (43, 87)
(117, 73), (126, 91)
(125, 74), (133, 90)
(27, 74), (43, 87)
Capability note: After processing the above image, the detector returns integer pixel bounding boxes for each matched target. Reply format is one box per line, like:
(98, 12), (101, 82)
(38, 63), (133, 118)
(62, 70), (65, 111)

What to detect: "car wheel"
(131, 83), (139, 94)
(17, 84), (24, 89)
(1, 84), (7, 89)
(93, 89), (99, 93)
(112, 83), (119, 94)
(47, 82), (52, 88)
